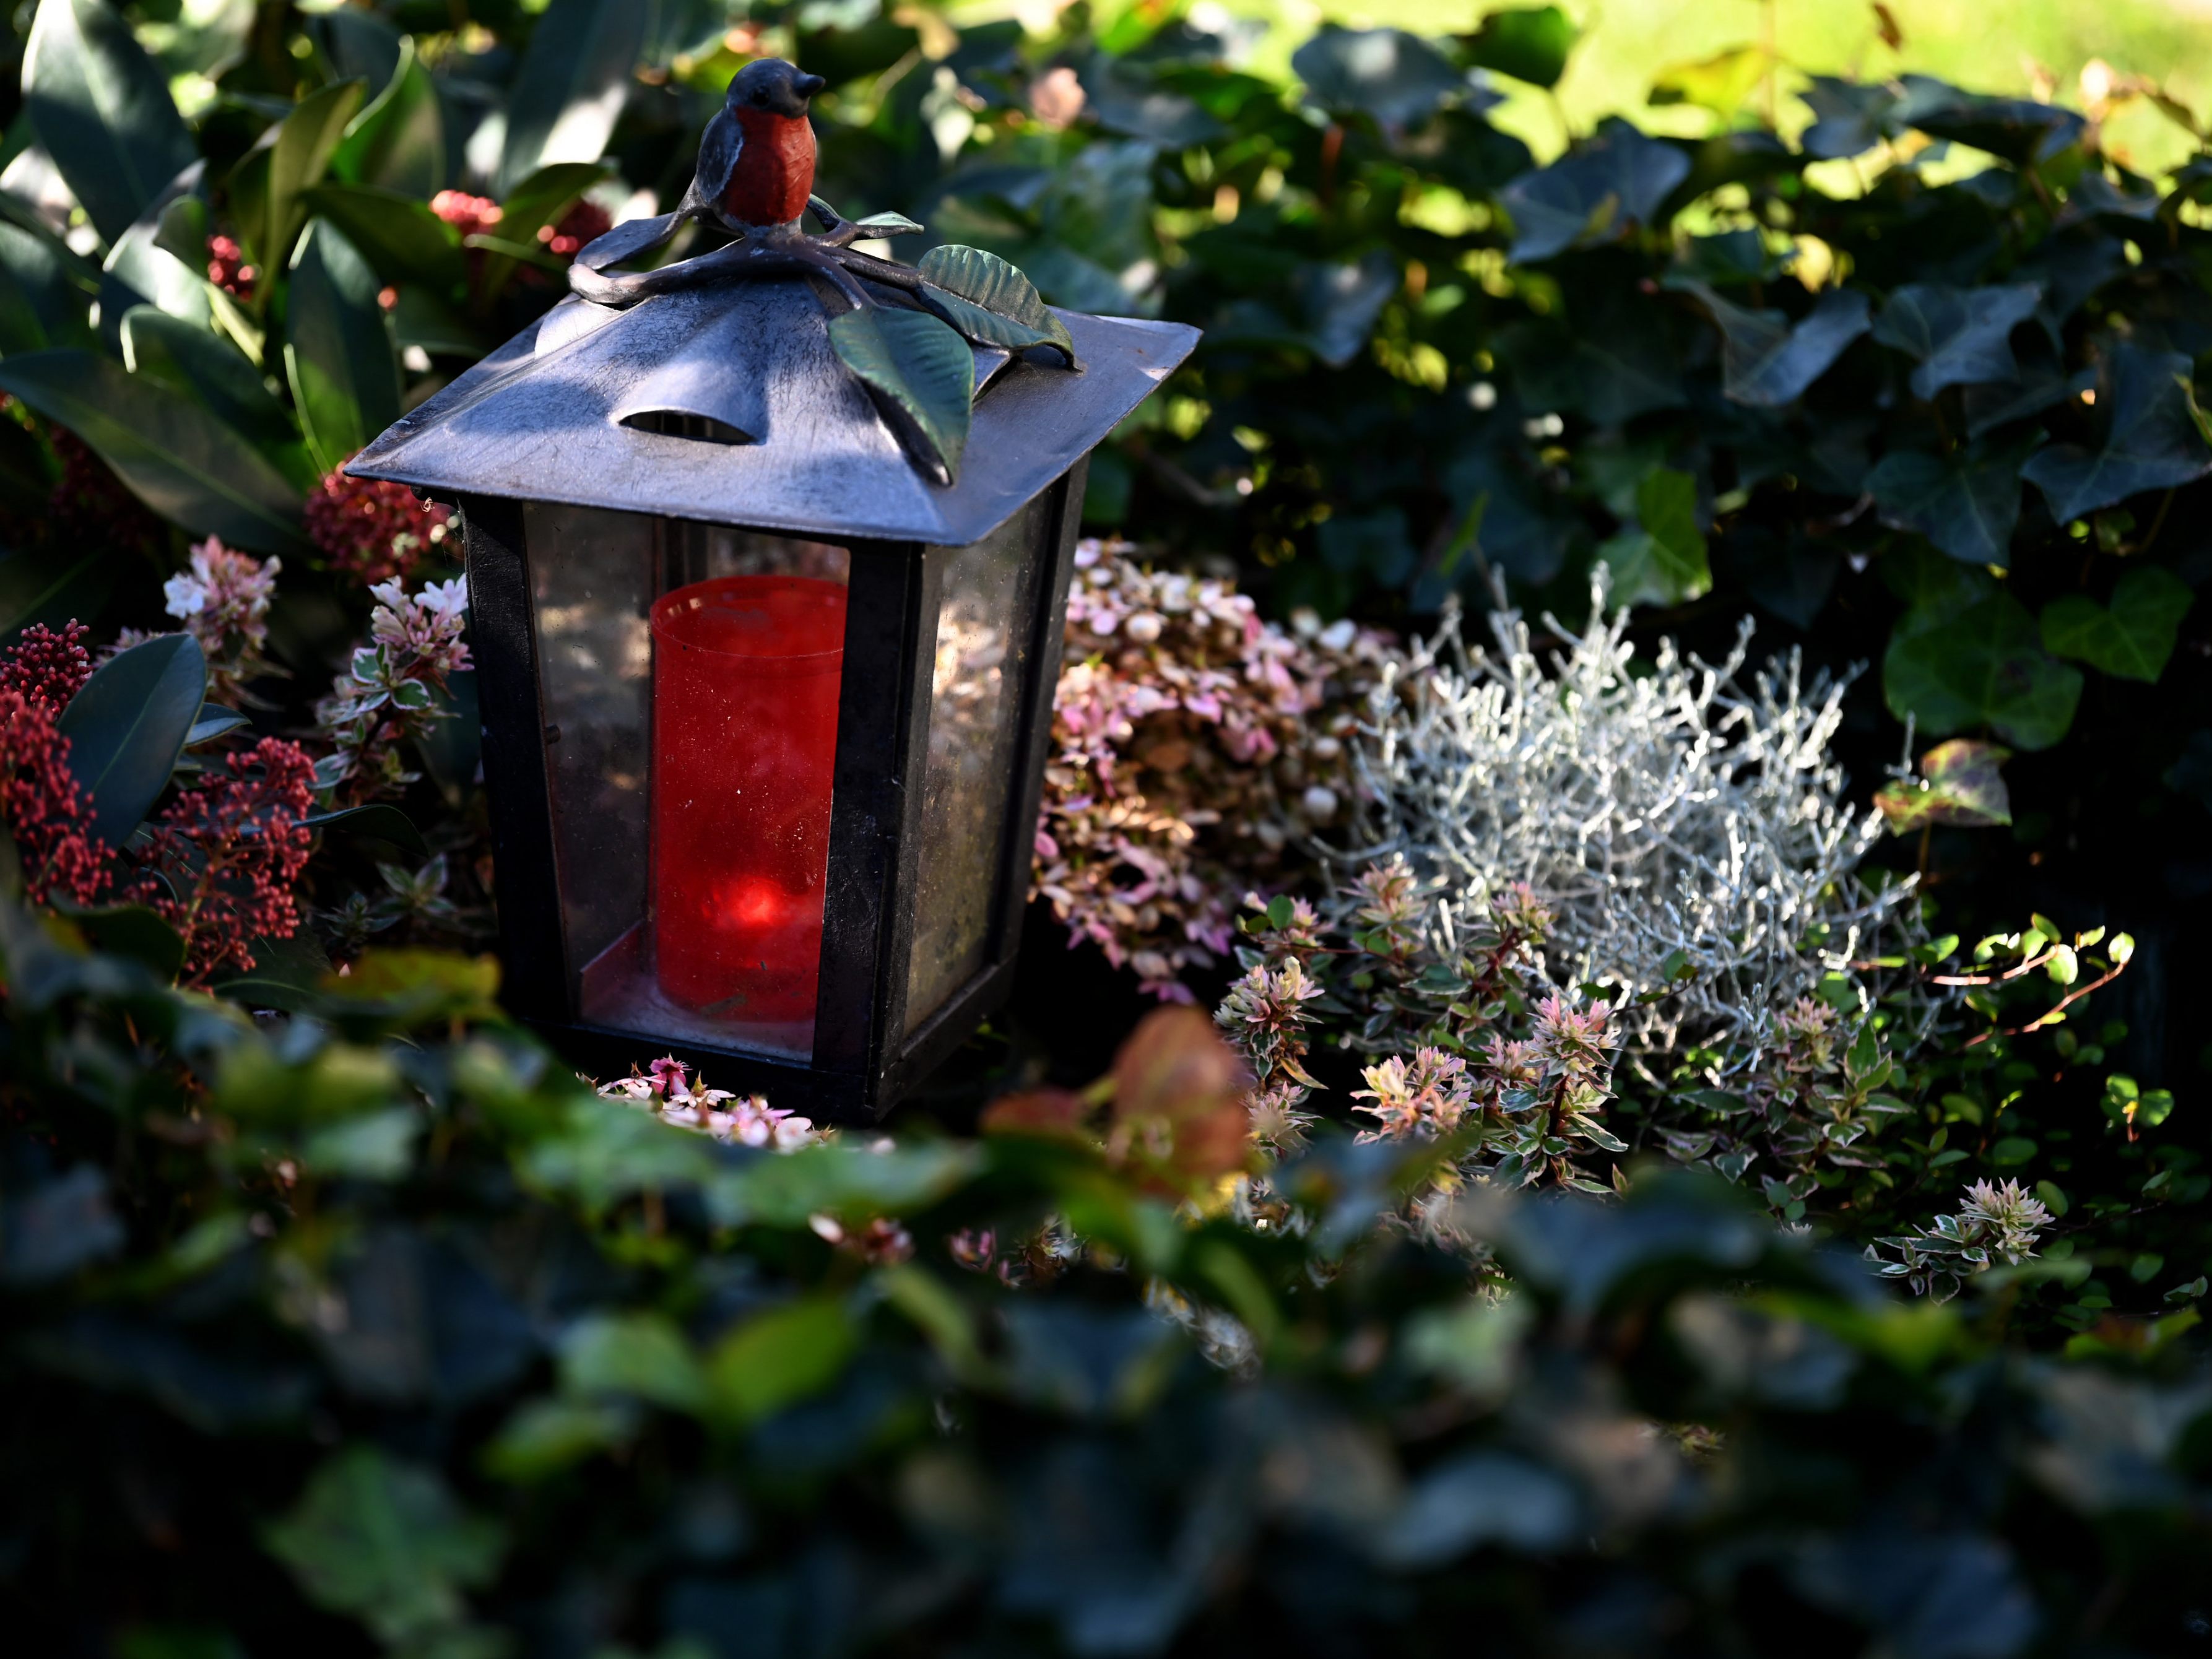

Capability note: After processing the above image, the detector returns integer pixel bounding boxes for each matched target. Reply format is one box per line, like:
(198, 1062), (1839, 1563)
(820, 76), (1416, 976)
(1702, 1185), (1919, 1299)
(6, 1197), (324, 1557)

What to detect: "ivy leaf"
(915, 243), (1077, 362)
(827, 306), (976, 486)
(286, 219), (401, 476)
(706, 1297), (857, 1426)
(1875, 740), (2014, 834)
(1498, 119), (1689, 262)
(1867, 433), (2039, 567)
(56, 633), (208, 847)
(20, 0), (197, 246)
(1462, 6), (1580, 90)
(1683, 282), (1871, 407)
(1293, 27), (1467, 128)
(1884, 593), (2083, 750)
(2021, 344), (2212, 524)
(1598, 467), (1709, 606)
(1649, 47), (1772, 119)
(1800, 76), (1904, 159)
(263, 1445), (505, 1648)
(1495, 298), (1685, 423)
(1872, 284), (2041, 400)
(2040, 566), (2195, 683)
(1293, 251), (1399, 368)
(1900, 77), (2086, 166)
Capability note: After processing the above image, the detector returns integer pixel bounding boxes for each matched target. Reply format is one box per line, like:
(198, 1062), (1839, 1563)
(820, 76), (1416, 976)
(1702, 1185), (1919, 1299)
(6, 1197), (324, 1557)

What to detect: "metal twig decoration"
(568, 58), (1080, 486)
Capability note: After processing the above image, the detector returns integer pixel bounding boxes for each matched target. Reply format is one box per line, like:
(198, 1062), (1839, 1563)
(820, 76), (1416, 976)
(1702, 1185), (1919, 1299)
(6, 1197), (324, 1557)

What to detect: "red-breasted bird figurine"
(682, 58), (828, 229)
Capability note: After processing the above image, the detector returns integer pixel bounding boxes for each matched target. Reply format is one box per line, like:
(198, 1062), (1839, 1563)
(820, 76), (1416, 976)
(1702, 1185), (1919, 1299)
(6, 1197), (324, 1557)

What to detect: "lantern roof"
(349, 278), (1198, 547)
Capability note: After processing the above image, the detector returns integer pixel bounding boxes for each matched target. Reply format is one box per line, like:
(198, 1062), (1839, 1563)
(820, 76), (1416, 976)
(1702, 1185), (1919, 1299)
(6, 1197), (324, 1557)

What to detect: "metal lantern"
(348, 67), (1195, 1121)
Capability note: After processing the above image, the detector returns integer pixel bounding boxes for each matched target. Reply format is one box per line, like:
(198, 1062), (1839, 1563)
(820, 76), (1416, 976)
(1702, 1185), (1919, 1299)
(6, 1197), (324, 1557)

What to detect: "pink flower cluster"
(314, 579), (472, 804)
(1033, 539), (1395, 997)
(597, 1055), (821, 1150)
(111, 538), (281, 704)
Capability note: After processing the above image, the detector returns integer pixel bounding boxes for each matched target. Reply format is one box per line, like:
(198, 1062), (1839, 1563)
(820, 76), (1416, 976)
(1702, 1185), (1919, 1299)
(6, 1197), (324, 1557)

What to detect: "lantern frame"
(453, 475), (1082, 1121)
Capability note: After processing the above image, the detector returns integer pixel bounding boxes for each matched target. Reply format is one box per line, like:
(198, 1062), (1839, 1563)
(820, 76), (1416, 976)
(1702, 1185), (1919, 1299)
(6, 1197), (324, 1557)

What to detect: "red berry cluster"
(0, 686), (110, 911)
(430, 190), (503, 239)
(304, 469), (452, 585)
(537, 199), (614, 260)
(207, 234), (256, 299)
(138, 737), (318, 984)
(0, 622), (92, 709)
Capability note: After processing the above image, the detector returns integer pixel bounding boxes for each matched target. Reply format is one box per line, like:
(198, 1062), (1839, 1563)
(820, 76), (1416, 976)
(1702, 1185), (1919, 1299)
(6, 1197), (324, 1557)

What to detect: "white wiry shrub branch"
(1337, 587), (1927, 1075)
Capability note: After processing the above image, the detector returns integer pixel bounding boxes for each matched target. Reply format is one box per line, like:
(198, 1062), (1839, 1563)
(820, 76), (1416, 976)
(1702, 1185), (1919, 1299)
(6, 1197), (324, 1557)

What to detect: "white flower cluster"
(1339, 587), (1924, 1070)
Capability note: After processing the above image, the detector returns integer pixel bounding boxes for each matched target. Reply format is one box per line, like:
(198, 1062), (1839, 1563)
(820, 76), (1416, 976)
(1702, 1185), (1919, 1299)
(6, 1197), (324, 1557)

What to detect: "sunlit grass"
(966, 0), (2212, 173)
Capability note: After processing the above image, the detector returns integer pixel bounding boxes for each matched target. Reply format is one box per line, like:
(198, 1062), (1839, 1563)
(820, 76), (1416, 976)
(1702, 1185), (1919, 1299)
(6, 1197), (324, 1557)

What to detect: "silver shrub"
(1335, 589), (1933, 1078)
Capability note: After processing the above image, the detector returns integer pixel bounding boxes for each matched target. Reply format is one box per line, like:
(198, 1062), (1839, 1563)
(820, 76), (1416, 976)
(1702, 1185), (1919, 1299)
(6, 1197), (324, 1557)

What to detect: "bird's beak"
(770, 73), (826, 118)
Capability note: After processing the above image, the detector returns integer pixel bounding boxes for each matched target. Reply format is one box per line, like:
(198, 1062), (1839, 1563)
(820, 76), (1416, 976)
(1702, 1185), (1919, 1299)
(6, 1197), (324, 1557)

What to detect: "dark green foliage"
(4, 912), (2211, 1657)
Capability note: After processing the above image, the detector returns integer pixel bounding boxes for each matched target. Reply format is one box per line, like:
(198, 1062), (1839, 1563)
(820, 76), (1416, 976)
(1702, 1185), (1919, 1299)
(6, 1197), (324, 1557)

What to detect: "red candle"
(651, 574), (846, 1026)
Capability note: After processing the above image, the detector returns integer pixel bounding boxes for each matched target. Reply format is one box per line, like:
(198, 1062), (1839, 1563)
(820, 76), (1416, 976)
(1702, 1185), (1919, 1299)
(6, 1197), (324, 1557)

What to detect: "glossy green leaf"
(99, 208), (213, 357)
(121, 306), (306, 464)
(2040, 566), (2194, 683)
(285, 219), (401, 475)
(1875, 739), (2014, 834)
(305, 804), (430, 859)
(300, 184), (467, 292)
(21, 0), (197, 245)
(1867, 433), (2039, 567)
(1293, 27), (1465, 127)
(228, 79), (368, 275)
(0, 544), (118, 643)
(828, 305), (976, 486)
(56, 632), (207, 847)
(1686, 282), (1872, 407)
(2021, 345), (2212, 524)
(1463, 6), (1580, 90)
(331, 38), (445, 199)
(0, 349), (306, 551)
(263, 1447), (505, 1648)
(1872, 284), (2041, 401)
(1598, 467), (1709, 606)
(1884, 593), (2083, 751)
(558, 1312), (707, 1413)
(56, 899), (186, 979)
(0, 220), (93, 351)
(498, 0), (648, 194)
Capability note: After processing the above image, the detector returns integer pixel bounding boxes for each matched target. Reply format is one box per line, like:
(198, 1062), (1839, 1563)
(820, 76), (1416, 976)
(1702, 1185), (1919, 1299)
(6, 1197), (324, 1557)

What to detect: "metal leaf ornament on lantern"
(566, 58), (1080, 485)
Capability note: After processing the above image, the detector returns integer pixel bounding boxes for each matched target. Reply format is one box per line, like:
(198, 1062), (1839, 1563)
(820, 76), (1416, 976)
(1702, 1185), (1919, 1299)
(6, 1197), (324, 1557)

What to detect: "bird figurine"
(682, 58), (828, 230)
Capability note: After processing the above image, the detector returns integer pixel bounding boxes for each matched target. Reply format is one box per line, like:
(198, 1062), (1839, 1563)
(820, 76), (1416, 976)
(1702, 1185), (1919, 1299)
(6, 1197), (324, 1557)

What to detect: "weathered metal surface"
(349, 280), (1198, 545)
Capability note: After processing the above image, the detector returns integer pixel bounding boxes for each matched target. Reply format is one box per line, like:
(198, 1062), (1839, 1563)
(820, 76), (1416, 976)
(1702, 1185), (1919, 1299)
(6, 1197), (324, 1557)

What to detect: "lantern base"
(580, 924), (814, 1062)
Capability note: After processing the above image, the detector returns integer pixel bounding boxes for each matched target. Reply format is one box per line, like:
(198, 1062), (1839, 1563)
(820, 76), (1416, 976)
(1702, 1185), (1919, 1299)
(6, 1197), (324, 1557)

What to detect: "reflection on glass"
(905, 498), (1044, 1033)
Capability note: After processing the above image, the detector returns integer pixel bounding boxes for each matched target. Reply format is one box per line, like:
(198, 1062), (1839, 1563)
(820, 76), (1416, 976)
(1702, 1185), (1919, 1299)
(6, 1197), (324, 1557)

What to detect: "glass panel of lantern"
(526, 504), (851, 1063)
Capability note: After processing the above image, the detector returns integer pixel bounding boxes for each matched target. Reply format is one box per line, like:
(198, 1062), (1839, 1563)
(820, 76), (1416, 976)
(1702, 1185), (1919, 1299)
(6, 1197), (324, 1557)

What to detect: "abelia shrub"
(1032, 539), (1394, 997)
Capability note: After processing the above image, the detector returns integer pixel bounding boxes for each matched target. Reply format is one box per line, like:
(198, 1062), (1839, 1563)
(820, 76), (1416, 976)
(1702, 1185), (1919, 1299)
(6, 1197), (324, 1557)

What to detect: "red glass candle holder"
(651, 574), (847, 1024)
